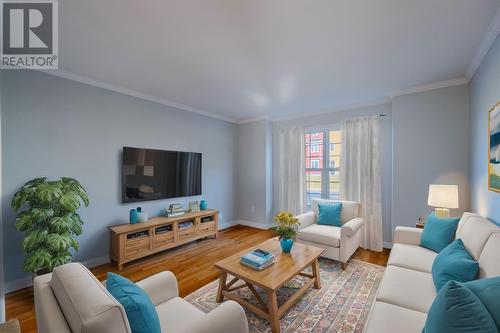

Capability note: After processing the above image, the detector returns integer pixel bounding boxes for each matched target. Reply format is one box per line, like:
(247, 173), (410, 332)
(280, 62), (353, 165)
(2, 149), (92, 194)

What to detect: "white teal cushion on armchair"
(296, 199), (363, 269)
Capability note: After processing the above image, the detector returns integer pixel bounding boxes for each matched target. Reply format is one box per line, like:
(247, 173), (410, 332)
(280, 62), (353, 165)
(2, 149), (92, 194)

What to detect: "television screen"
(122, 147), (202, 203)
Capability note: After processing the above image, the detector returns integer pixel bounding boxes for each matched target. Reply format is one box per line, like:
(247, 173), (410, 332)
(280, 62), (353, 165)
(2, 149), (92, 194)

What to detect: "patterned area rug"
(185, 258), (385, 333)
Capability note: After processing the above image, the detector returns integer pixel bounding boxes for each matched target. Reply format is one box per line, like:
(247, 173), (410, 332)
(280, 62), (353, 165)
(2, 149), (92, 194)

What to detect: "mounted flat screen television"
(122, 147), (202, 203)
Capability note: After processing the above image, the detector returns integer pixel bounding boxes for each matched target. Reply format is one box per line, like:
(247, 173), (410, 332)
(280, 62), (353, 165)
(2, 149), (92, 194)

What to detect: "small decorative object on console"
(129, 209), (138, 224)
(165, 203), (186, 217)
(200, 199), (207, 210)
(138, 211), (148, 222)
(188, 201), (200, 212)
(273, 211), (300, 253)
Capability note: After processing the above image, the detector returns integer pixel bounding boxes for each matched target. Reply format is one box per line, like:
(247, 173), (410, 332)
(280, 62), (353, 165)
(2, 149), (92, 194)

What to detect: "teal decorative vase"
(129, 209), (138, 224)
(280, 238), (294, 253)
(200, 200), (207, 210)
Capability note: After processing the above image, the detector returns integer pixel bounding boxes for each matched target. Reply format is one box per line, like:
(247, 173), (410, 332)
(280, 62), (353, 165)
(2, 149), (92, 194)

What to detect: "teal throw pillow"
(465, 277), (500, 331)
(422, 280), (497, 333)
(432, 238), (479, 291)
(420, 213), (459, 253)
(317, 202), (342, 227)
(106, 272), (161, 333)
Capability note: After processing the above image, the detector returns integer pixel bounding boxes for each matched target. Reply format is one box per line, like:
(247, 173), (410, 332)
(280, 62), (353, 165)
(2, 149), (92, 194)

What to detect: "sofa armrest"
(297, 211), (316, 230)
(136, 271), (178, 306)
(341, 218), (364, 238)
(393, 226), (423, 246)
(183, 300), (249, 333)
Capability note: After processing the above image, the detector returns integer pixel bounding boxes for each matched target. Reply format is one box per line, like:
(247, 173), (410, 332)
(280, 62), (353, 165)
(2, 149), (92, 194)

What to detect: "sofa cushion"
(297, 224), (340, 247)
(50, 263), (130, 333)
(456, 214), (500, 260)
(364, 301), (426, 333)
(387, 243), (437, 273)
(106, 273), (161, 333)
(311, 199), (358, 225)
(465, 277), (500, 330)
(376, 266), (436, 313)
(420, 213), (459, 253)
(431, 239), (478, 291)
(422, 280), (497, 333)
(317, 202), (342, 227)
(156, 297), (204, 333)
(478, 233), (500, 278)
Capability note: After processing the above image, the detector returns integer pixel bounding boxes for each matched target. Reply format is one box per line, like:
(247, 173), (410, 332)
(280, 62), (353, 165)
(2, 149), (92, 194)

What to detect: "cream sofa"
(296, 199), (364, 269)
(34, 263), (248, 333)
(364, 212), (500, 333)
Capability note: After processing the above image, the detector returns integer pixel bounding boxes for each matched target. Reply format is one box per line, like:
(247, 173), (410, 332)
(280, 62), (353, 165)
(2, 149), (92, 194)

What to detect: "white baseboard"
(383, 241), (393, 249)
(5, 277), (32, 293)
(5, 255), (111, 293)
(83, 255), (111, 268)
(233, 220), (274, 230)
(218, 220), (239, 230)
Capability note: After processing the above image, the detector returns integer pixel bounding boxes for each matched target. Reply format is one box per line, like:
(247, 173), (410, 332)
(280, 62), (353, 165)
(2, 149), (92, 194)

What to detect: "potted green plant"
(273, 211), (300, 253)
(12, 177), (89, 276)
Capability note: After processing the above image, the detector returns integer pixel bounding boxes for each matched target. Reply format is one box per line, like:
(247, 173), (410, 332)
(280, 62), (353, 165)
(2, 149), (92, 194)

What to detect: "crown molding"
(36, 69), (238, 124)
(391, 77), (468, 98)
(236, 115), (271, 125)
(265, 98), (392, 123)
(466, 6), (500, 80)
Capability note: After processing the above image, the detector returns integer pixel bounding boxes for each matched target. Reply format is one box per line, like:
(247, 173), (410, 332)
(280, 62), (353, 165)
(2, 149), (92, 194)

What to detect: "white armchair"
(34, 263), (249, 333)
(296, 199), (364, 269)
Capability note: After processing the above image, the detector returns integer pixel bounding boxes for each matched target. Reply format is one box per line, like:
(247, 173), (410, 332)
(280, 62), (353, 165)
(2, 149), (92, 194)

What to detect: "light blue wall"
(392, 84), (470, 229)
(236, 120), (273, 225)
(470, 34), (500, 225)
(1, 70), (238, 290)
(272, 103), (394, 244)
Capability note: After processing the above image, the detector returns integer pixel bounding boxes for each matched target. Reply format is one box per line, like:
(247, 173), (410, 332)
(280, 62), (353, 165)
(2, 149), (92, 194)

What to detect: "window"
(305, 129), (342, 207)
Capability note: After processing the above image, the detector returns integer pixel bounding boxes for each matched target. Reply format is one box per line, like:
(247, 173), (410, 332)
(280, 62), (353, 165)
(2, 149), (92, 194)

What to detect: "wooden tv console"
(109, 209), (218, 270)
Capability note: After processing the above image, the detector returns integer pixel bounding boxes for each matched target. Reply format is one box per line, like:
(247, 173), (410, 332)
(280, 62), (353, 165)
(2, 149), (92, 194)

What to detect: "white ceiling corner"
(465, 5), (500, 80)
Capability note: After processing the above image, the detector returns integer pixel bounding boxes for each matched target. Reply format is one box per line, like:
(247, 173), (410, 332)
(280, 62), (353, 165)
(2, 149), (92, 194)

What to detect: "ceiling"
(56, 0), (500, 123)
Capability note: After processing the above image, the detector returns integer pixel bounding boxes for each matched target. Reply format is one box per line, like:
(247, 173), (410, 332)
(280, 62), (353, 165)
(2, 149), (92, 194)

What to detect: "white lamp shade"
(428, 184), (459, 209)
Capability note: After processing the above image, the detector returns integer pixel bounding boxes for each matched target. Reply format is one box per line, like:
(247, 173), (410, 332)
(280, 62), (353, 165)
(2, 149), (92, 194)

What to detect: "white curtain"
(340, 116), (383, 251)
(279, 126), (306, 215)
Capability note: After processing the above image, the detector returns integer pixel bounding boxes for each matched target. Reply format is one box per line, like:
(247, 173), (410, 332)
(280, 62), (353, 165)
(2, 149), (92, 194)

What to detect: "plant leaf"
(36, 182), (62, 204)
(49, 252), (72, 270)
(46, 233), (73, 252)
(31, 207), (54, 221)
(15, 211), (33, 232)
(22, 228), (48, 252)
(59, 194), (80, 212)
(24, 249), (52, 272)
(48, 216), (72, 234)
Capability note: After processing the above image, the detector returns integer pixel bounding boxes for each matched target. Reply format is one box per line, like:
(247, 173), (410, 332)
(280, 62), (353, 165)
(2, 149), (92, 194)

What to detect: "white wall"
(1, 70), (238, 291)
(236, 120), (273, 227)
(272, 104), (394, 244)
(392, 84), (470, 230)
(470, 34), (500, 225)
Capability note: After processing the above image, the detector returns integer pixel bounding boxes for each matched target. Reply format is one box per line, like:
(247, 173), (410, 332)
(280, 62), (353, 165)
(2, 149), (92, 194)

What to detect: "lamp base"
(434, 208), (450, 218)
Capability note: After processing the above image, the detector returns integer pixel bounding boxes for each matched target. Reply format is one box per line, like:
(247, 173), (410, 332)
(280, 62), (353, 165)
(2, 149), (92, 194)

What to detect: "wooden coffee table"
(214, 238), (324, 333)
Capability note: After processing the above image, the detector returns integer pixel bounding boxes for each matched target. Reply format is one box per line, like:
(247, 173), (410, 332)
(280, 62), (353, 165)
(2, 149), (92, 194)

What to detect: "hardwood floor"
(5, 225), (390, 333)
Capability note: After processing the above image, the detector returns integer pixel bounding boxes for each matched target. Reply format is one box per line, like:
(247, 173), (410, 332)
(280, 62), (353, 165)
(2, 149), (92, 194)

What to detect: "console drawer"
(154, 231), (174, 249)
(178, 226), (196, 240)
(199, 221), (215, 232)
(125, 237), (150, 260)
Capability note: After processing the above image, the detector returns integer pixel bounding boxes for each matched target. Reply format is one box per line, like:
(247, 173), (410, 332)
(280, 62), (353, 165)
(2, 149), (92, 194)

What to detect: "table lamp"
(427, 184), (459, 218)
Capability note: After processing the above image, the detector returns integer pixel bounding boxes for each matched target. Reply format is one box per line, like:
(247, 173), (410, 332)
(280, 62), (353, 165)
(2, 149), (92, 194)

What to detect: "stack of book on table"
(240, 249), (275, 271)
